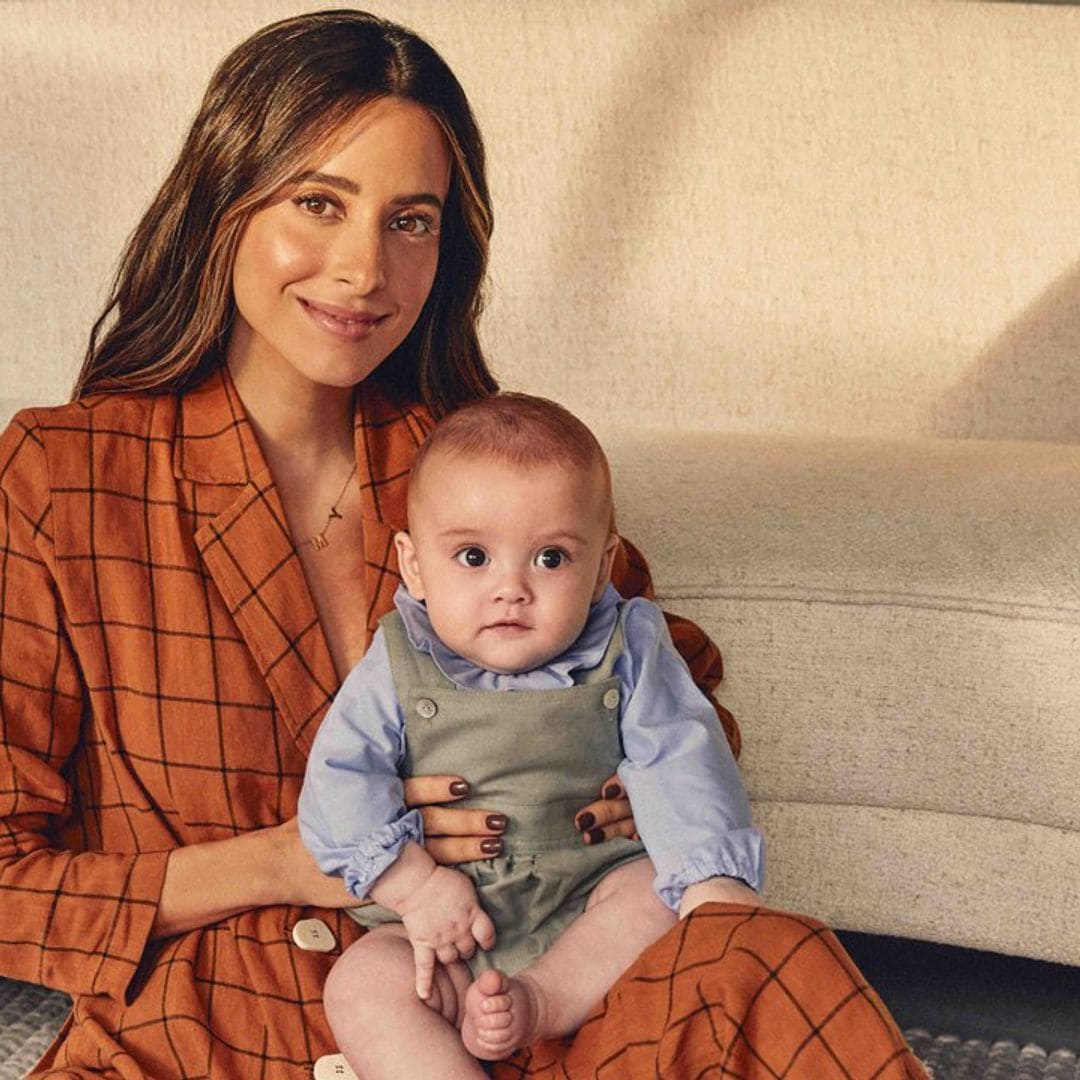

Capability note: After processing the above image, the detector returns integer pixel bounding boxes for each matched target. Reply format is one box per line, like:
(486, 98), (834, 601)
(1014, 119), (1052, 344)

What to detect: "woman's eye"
(294, 193), (337, 217)
(535, 548), (566, 570)
(390, 213), (436, 236)
(455, 547), (488, 568)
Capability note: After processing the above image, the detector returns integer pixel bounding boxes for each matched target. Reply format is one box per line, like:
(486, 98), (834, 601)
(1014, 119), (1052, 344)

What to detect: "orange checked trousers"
(495, 904), (929, 1080)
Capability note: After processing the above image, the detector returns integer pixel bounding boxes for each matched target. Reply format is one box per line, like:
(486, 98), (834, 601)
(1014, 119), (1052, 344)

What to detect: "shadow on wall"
(545, 0), (759, 359)
(933, 259), (1080, 444)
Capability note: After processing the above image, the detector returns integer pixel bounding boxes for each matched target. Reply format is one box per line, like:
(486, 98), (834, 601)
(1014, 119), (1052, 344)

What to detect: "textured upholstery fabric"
(3, 1), (1080, 444)
(605, 430), (1080, 964)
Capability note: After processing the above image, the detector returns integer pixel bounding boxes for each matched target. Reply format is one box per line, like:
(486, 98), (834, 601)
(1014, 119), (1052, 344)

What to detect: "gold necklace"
(305, 464), (357, 551)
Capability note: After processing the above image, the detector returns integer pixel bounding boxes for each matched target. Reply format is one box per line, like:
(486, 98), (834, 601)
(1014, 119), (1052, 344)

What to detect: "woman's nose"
(332, 220), (387, 294)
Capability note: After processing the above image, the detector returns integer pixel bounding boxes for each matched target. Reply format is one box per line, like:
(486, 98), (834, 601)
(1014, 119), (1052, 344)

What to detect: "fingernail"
(485, 814), (508, 831)
(586, 828), (604, 845)
(449, 780), (470, 796)
(576, 812), (596, 831)
(603, 783), (622, 799)
(480, 838), (503, 855)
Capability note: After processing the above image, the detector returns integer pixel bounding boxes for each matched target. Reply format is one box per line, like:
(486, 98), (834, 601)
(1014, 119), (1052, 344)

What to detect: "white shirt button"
(602, 688), (620, 710)
(292, 918), (336, 953)
(313, 1053), (359, 1079)
(415, 697), (438, 719)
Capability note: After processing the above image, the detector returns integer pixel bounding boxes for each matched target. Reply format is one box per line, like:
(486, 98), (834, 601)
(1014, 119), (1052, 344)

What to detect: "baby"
(299, 393), (764, 1078)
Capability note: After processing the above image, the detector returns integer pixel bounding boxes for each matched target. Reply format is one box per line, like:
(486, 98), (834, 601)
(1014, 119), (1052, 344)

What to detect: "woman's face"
(227, 97), (451, 392)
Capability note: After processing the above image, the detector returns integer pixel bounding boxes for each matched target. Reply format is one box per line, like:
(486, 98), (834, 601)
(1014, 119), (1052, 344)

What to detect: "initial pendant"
(311, 532), (330, 551)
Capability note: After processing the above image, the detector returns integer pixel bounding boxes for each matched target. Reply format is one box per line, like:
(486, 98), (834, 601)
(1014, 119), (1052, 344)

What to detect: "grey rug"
(0, 981), (68, 1079)
(0, 979), (1075, 1079)
(906, 1030), (1080, 1080)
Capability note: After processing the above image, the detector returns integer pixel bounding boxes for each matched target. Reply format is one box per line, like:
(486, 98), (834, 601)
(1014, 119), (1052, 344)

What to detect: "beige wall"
(3, 0), (1080, 440)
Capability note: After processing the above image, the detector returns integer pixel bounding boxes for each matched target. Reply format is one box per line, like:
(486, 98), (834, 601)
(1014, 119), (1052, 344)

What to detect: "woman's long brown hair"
(73, 9), (497, 415)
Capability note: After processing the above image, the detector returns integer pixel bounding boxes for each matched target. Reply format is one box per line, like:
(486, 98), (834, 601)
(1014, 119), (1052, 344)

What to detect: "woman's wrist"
(153, 828), (283, 939)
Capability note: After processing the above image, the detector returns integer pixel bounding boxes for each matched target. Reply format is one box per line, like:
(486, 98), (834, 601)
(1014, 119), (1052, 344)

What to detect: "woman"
(0, 10), (925, 1078)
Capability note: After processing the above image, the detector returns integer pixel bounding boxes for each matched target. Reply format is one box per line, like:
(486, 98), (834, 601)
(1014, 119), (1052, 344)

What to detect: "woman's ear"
(592, 532), (620, 601)
(394, 531), (426, 600)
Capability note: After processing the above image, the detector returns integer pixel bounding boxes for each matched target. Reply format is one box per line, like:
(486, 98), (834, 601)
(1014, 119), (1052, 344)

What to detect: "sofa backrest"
(3, 0), (1080, 440)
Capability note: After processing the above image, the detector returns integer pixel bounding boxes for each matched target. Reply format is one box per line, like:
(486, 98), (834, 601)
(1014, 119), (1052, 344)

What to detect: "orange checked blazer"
(0, 366), (734, 1078)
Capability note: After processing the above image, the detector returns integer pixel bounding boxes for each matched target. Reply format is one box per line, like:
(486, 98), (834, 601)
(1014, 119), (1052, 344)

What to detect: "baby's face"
(396, 453), (617, 674)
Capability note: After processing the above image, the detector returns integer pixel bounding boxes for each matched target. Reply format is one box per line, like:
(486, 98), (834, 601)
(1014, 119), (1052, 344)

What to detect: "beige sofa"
(3, 0), (1079, 982)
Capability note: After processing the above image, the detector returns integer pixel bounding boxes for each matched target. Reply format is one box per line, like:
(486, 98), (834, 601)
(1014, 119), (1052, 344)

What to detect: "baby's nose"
(492, 571), (531, 604)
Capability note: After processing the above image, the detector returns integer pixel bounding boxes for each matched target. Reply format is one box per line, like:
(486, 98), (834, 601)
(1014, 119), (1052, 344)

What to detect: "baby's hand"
(397, 865), (496, 1000)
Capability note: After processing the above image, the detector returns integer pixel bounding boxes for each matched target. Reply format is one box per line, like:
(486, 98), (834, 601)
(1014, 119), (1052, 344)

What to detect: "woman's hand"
(574, 774), (637, 845)
(403, 775), (507, 864)
(272, 817), (359, 909)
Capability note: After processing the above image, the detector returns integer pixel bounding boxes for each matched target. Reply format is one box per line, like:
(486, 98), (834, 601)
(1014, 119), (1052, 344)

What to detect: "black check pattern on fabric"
(0, 367), (923, 1077)
(496, 906), (928, 1080)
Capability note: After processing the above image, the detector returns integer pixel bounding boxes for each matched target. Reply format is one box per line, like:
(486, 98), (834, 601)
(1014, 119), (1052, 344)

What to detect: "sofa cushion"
(604, 429), (1080, 965)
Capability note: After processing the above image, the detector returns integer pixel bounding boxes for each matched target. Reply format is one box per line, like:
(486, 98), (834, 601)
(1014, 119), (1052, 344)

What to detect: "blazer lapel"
(354, 382), (433, 644)
(177, 367), (338, 755)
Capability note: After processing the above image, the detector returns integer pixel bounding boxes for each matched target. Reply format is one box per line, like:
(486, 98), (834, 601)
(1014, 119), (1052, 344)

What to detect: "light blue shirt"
(299, 585), (764, 911)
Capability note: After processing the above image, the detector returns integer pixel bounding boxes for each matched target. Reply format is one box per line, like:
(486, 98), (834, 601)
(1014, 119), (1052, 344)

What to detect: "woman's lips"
(299, 298), (388, 341)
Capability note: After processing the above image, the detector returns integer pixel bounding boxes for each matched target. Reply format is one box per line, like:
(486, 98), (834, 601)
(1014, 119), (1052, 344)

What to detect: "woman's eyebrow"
(390, 193), (445, 210)
(291, 170), (360, 194)
(289, 171), (444, 210)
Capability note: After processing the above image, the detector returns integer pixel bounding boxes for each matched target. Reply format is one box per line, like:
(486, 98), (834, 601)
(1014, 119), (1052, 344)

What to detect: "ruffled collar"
(393, 583), (621, 691)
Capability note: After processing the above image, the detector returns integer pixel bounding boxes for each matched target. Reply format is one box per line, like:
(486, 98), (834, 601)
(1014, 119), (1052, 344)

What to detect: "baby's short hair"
(410, 392), (614, 523)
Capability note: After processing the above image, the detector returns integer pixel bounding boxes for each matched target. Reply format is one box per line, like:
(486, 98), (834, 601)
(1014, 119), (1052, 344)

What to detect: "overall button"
(313, 1053), (359, 1079)
(602, 688), (620, 710)
(415, 697), (438, 719)
(292, 918), (336, 953)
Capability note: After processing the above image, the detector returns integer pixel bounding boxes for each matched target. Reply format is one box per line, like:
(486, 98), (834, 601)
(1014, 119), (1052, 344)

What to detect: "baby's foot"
(460, 968), (541, 1060)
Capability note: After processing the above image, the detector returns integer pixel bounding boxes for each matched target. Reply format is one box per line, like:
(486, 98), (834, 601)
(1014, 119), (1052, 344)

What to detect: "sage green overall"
(349, 611), (647, 976)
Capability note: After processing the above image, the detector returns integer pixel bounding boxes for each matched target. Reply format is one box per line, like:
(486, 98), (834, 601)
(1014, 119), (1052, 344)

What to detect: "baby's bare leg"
(325, 924), (486, 1079)
(461, 857), (675, 1059)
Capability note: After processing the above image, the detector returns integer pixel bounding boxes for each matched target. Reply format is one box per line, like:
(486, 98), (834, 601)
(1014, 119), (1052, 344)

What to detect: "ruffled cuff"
(653, 828), (766, 911)
(342, 810), (424, 900)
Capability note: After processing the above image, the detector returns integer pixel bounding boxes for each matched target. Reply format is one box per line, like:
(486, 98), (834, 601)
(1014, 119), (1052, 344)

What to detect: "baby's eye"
(535, 548), (567, 570)
(390, 213), (436, 236)
(455, 547), (489, 568)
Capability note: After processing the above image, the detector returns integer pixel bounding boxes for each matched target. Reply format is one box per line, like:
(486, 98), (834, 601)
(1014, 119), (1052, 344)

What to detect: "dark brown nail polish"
(449, 780), (470, 796)
(485, 814), (508, 832)
(602, 783), (622, 799)
(576, 812), (596, 831)
(586, 828), (604, 845)
(480, 837), (503, 855)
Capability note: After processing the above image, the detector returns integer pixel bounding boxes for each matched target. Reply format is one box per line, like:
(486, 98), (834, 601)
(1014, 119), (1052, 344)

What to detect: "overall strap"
(578, 609), (625, 686)
(379, 609), (458, 692)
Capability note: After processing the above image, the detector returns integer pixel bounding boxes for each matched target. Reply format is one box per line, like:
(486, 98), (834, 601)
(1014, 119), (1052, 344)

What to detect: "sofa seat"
(602, 428), (1080, 967)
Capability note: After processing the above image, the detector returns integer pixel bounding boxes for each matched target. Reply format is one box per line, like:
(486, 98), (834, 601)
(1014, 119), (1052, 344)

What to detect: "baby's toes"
(462, 969), (515, 1059)
(477, 1008), (513, 1032)
(480, 991), (512, 1015)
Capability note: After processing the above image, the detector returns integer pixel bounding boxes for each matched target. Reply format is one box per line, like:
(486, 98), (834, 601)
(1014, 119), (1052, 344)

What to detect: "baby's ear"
(592, 532), (620, 601)
(394, 531), (426, 600)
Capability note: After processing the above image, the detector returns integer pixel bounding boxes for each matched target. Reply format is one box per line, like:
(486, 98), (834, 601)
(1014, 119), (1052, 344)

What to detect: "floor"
(837, 931), (1080, 1051)
(2, 935), (1079, 1078)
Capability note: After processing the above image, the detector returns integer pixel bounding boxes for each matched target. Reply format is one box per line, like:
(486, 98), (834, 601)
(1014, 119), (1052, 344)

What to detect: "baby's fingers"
(472, 909), (496, 951)
(436, 943), (460, 966)
(412, 941), (437, 1000)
